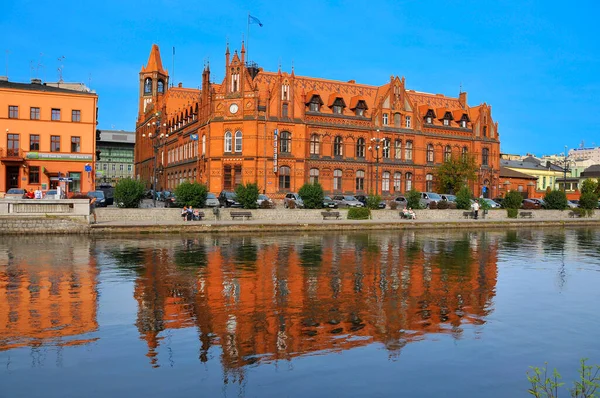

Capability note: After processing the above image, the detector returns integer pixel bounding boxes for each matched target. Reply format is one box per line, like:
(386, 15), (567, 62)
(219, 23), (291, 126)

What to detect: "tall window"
(8, 105), (18, 119)
(332, 98), (344, 114)
(405, 116), (411, 128)
(51, 108), (61, 121)
(382, 113), (389, 125)
(426, 174), (433, 192)
(144, 78), (152, 94)
(279, 166), (290, 190)
(282, 103), (289, 117)
(355, 103), (365, 117)
(7, 134), (19, 156)
(51, 135), (60, 152)
(202, 135), (206, 156)
(394, 140), (402, 159)
(462, 146), (468, 159)
(405, 172), (413, 191)
(483, 126), (488, 137)
(355, 170), (365, 191)
(30, 134), (40, 151)
(224, 131), (232, 152)
(72, 110), (81, 122)
(382, 171), (390, 192)
(310, 134), (319, 155)
(71, 136), (81, 152)
(382, 138), (390, 158)
(427, 144), (434, 163)
(356, 138), (365, 158)
(157, 80), (164, 94)
(482, 148), (489, 166)
(309, 168), (319, 184)
(460, 119), (467, 128)
(334, 169), (343, 191)
(394, 113), (401, 127)
(393, 172), (401, 192)
(333, 136), (343, 156)
(405, 141), (413, 161)
(30, 107), (40, 120)
(444, 145), (452, 162)
(234, 131), (242, 152)
(29, 166), (40, 184)
(280, 131), (291, 153)
(309, 96), (321, 112)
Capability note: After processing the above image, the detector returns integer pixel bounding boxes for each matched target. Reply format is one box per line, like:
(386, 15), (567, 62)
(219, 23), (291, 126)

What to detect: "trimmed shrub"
(543, 189), (568, 210)
(389, 201), (398, 210)
(503, 190), (523, 209)
(298, 182), (324, 209)
(507, 208), (518, 218)
(579, 191), (599, 211)
(428, 201), (438, 209)
(366, 194), (382, 210)
(437, 200), (449, 210)
(456, 186), (472, 210)
(114, 178), (145, 208)
(406, 189), (421, 210)
(572, 207), (587, 217)
(259, 200), (273, 209)
(175, 181), (208, 208)
(235, 182), (260, 209)
(348, 207), (371, 220)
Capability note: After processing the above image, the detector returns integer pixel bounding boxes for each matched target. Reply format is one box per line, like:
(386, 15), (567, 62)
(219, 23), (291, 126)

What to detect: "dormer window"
(461, 120), (467, 128)
(355, 101), (367, 117)
(426, 116), (432, 124)
(424, 110), (435, 124)
(442, 112), (453, 126)
(405, 116), (411, 128)
(332, 98), (345, 114)
(443, 119), (449, 126)
(308, 95), (323, 112)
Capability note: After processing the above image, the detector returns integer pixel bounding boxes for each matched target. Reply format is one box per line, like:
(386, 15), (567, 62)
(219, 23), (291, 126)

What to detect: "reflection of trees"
(174, 239), (207, 268)
(108, 247), (146, 273)
(575, 228), (600, 258)
(233, 239), (257, 271)
(543, 231), (566, 254)
(299, 243), (322, 268)
(503, 230), (521, 252)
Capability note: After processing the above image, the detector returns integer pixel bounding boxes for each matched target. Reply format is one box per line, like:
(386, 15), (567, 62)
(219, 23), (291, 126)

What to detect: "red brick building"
(135, 43), (501, 198)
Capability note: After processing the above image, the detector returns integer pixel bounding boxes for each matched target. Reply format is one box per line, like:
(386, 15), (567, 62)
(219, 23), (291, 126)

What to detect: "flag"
(248, 15), (263, 27)
(190, 134), (198, 141)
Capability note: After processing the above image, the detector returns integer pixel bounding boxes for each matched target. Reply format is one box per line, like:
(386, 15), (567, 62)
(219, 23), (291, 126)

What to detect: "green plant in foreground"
(455, 186), (472, 210)
(175, 181), (208, 208)
(366, 194), (382, 210)
(507, 208), (519, 218)
(298, 182), (324, 209)
(235, 182), (259, 209)
(347, 207), (371, 220)
(527, 359), (600, 397)
(406, 189), (421, 209)
(114, 178), (145, 208)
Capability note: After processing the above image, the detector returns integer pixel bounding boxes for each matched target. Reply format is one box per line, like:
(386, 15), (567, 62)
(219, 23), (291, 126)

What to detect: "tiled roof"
(501, 159), (564, 172)
(499, 166), (538, 180)
(0, 80), (96, 96)
(581, 164), (600, 177)
(142, 44), (167, 75)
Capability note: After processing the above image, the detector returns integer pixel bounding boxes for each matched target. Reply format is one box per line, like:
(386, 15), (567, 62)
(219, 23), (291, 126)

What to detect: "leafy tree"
(406, 189), (421, 209)
(366, 194), (382, 210)
(234, 182), (260, 209)
(543, 190), (568, 210)
(435, 155), (477, 194)
(579, 192), (598, 211)
(455, 186), (472, 210)
(114, 178), (145, 208)
(347, 207), (371, 220)
(298, 182), (324, 209)
(503, 190), (524, 210)
(478, 197), (491, 211)
(580, 178), (599, 195)
(175, 181), (208, 208)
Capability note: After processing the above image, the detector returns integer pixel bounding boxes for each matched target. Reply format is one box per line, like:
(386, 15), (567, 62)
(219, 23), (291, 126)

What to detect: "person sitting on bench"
(181, 206), (190, 222)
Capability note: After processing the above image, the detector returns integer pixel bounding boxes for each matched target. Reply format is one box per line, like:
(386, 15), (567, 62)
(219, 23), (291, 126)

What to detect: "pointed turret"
(142, 44), (167, 75)
(139, 44), (169, 117)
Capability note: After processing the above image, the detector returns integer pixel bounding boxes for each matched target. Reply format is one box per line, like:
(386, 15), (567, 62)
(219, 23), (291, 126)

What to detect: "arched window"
(309, 168), (319, 184)
(157, 80), (164, 94)
(382, 138), (391, 158)
(279, 166), (291, 190)
(426, 174), (434, 192)
(394, 113), (401, 127)
(482, 148), (489, 166)
(224, 131), (232, 152)
(462, 146), (468, 160)
(393, 172), (401, 192)
(394, 140), (402, 159)
(333, 136), (343, 156)
(444, 145), (452, 162)
(405, 172), (413, 192)
(356, 138), (365, 158)
(310, 134), (319, 155)
(355, 170), (365, 191)
(405, 141), (413, 161)
(427, 144), (434, 163)
(333, 169), (343, 191)
(382, 171), (390, 192)
(234, 131), (242, 152)
(202, 135), (206, 156)
(144, 78), (152, 94)
(280, 131), (291, 153)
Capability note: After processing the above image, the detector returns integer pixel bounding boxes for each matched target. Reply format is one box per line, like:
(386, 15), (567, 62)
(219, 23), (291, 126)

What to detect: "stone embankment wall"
(0, 216), (89, 235)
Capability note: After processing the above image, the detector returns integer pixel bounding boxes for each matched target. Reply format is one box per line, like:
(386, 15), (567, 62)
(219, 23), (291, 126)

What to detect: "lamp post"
(563, 145), (568, 193)
(142, 112), (168, 207)
(368, 130), (387, 196)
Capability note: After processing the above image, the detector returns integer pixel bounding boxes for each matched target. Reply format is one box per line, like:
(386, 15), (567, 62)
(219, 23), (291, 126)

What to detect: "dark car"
(87, 191), (107, 207)
(391, 196), (408, 207)
(218, 191), (242, 208)
(98, 184), (114, 206)
(323, 196), (338, 209)
(355, 195), (386, 209)
(522, 198), (542, 210)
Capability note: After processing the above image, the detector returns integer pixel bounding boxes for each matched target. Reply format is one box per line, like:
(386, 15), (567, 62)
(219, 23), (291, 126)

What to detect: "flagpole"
(247, 11), (250, 62)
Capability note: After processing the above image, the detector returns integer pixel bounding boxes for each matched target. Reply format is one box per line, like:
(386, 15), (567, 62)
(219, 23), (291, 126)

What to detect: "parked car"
(87, 191), (107, 207)
(284, 193), (304, 208)
(204, 192), (220, 208)
(355, 195), (386, 209)
(391, 196), (408, 207)
(332, 195), (364, 208)
(522, 198), (542, 210)
(257, 194), (274, 208)
(323, 196), (338, 209)
(567, 200), (578, 209)
(441, 194), (457, 202)
(43, 189), (60, 200)
(165, 193), (178, 207)
(492, 197), (504, 206)
(5, 188), (26, 199)
(419, 192), (443, 209)
(481, 198), (502, 209)
(218, 191), (242, 208)
(98, 185), (115, 205)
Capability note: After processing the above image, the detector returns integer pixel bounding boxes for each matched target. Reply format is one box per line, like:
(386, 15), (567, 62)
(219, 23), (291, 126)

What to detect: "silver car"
(205, 193), (220, 208)
(257, 194), (274, 208)
(284, 193), (304, 208)
(332, 195), (364, 208)
(419, 192), (442, 209)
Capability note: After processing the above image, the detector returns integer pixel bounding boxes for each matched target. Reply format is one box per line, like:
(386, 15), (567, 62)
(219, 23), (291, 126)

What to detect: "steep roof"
(142, 44), (167, 75)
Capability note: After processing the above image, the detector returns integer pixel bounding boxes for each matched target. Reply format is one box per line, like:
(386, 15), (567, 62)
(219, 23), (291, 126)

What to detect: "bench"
(193, 211), (205, 221)
(568, 211), (581, 218)
(519, 211), (533, 218)
(230, 211), (253, 220)
(321, 211), (340, 220)
(463, 211), (475, 219)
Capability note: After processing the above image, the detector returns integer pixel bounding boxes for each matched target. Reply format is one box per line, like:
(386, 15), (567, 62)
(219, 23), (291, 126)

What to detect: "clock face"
(229, 103), (239, 114)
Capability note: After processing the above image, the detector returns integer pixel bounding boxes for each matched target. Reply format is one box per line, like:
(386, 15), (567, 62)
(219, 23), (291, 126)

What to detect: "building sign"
(273, 129), (278, 173)
(26, 152), (93, 161)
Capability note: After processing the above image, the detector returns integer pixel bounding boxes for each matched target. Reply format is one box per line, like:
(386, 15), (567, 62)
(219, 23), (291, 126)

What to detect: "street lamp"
(368, 130), (388, 196)
(142, 112), (168, 207)
(558, 145), (573, 193)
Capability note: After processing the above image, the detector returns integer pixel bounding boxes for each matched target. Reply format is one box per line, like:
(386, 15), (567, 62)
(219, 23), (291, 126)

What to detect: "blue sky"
(2, 0), (599, 155)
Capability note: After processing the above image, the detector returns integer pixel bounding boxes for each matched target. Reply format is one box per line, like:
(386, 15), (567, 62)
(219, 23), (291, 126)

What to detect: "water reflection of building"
(127, 232), (498, 372)
(0, 237), (99, 353)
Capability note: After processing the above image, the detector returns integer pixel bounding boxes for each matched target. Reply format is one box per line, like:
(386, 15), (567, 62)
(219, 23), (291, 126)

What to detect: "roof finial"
(459, 82), (462, 93)
(291, 59), (294, 75)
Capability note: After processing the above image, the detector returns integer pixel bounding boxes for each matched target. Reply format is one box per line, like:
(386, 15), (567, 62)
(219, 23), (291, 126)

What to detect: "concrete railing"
(0, 199), (90, 220)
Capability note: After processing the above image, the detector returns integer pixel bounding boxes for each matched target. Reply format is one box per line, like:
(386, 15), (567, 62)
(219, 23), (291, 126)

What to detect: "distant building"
(501, 157), (567, 194)
(498, 167), (538, 198)
(569, 147), (600, 163)
(96, 130), (135, 186)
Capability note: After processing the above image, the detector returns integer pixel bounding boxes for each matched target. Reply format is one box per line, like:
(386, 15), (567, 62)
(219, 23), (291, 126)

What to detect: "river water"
(1, 228), (599, 397)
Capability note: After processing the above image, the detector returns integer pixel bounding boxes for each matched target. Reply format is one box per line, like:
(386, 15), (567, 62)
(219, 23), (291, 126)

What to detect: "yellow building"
(501, 156), (567, 195)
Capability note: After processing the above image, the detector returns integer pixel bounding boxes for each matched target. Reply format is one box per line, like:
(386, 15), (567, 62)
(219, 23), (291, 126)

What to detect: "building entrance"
(6, 166), (20, 190)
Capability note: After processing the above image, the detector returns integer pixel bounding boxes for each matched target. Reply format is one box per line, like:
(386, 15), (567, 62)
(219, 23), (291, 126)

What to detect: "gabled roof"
(581, 164), (600, 177)
(305, 90), (323, 104)
(327, 93), (346, 107)
(501, 159), (564, 172)
(499, 166), (538, 180)
(349, 95), (368, 109)
(142, 44), (167, 75)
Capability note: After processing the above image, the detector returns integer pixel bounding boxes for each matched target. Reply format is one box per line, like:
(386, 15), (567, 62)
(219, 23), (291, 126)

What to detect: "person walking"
(89, 196), (97, 224)
(472, 200), (480, 220)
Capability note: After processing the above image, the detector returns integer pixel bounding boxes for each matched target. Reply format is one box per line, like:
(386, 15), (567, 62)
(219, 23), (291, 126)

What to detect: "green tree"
(503, 190), (524, 209)
(114, 178), (145, 208)
(435, 155), (478, 194)
(175, 181), (208, 208)
(580, 178), (599, 195)
(366, 194), (382, 210)
(543, 190), (568, 210)
(406, 188), (421, 209)
(234, 182), (260, 209)
(347, 207), (371, 220)
(455, 186), (472, 210)
(298, 182), (324, 209)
